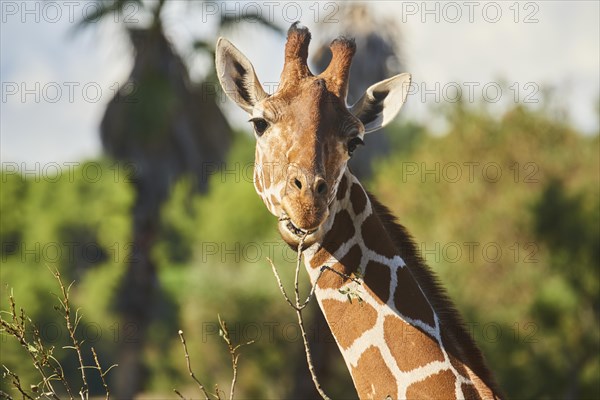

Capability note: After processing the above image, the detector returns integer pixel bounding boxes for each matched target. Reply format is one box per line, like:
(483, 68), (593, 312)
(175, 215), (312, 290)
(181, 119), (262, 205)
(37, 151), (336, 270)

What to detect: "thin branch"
(2, 268), (118, 400)
(320, 265), (362, 285)
(214, 384), (224, 400)
(91, 347), (112, 400)
(52, 268), (88, 400)
(266, 257), (297, 310)
(2, 367), (33, 400)
(297, 268), (327, 310)
(177, 330), (211, 400)
(217, 315), (254, 400)
(9, 290), (17, 327)
(295, 305), (330, 400)
(47, 352), (75, 399)
(0, 298), (60, 400)
(267, 256), (324, 312)
(28, 317), (72, 399)
(221, 317), (238, 400)
(267, 235), (331, 400)
(294, 243), (303, 309)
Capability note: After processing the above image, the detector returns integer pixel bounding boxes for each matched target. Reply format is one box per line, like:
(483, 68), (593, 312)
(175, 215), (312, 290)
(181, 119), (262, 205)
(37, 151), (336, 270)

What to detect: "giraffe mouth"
(277, 212), (323, 248)
(281, 218), (318, 237)
(277, 210), (328, 248)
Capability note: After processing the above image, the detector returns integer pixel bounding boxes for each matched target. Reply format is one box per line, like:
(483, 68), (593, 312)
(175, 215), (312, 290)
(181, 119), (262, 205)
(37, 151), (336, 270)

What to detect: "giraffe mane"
(367, 192), (503, 397)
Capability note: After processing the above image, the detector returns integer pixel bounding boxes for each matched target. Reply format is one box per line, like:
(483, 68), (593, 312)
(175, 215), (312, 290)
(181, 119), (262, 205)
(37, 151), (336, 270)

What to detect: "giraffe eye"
(249, 118), (269, 136)
(347, 137), (364, 156)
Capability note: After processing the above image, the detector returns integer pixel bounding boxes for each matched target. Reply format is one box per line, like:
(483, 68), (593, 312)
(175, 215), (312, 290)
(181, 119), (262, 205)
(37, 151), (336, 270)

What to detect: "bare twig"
(175, 318), (253, 400)
(31, 319), (74, 399)
(52, 268), (89, 400)
(91, 347), (114, 400)
(2, 268), (119, 400)
(320, 265), (362, 285)
(177, 330), (212, 400)
(266, 257), (296, 310)
(2, 367), (33, 400)
(217, 315), (254, 400)
(0, 389), (14, 400)
(293, 244), (303, 308)
(215, 384), (225, 400)
(295, 302), (330, 400)
(267, 258), (325, 312)
(0, 294), (61, 400)
(321, 265), (364, 305)
(47, 351), (75, 398)
(267, 235), (331, 400)
(297, 267), (326, 310)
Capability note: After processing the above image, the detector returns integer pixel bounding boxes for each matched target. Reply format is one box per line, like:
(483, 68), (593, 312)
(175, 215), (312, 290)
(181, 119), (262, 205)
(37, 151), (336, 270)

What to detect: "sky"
(1, 1), (599, 169)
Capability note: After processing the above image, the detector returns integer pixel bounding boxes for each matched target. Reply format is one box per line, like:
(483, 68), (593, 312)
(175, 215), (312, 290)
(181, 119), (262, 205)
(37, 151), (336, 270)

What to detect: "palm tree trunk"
(113, 200), (159, 397)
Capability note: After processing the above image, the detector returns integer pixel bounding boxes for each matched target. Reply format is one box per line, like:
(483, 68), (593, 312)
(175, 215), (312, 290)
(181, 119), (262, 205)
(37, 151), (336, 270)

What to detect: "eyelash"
(249, 118), (269, 136)
(347, 137), (364, 156)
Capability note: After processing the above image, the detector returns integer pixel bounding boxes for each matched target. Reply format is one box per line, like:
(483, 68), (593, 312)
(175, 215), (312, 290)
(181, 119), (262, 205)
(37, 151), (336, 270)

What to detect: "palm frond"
(74, 0), (144, 31)
(192, 39), (215, 60)
(193, 39), (214, 52)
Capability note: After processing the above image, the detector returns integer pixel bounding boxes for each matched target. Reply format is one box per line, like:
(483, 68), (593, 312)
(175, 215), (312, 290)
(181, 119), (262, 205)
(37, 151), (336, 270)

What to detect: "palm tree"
(80, 1), (281, 396)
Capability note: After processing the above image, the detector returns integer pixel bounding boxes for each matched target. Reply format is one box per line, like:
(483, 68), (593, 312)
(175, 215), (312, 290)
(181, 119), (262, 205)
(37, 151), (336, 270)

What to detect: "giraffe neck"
(302, 169), (499, 399)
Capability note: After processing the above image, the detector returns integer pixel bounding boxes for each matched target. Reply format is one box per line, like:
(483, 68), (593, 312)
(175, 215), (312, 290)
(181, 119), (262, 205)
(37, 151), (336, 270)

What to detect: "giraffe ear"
(215, 38), (268, 113)
(350, 73), (412, 134)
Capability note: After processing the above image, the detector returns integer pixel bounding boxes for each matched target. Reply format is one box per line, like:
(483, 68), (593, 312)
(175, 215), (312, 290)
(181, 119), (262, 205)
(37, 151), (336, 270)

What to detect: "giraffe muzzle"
(263, 164), (332, 247)
(277, 208), (329, 248)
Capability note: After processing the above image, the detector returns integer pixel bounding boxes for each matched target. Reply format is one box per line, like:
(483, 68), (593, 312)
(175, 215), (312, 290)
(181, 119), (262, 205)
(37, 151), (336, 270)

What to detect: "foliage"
(1, 268), (116, 400)
(371, 99), (599, 399)
(1, 160), (133, 394)
(527, 177), (599, 398)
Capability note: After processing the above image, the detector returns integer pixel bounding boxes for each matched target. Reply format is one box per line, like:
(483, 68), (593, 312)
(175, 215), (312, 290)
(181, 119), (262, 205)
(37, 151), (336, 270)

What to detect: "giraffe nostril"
(294, 178), (303, 190)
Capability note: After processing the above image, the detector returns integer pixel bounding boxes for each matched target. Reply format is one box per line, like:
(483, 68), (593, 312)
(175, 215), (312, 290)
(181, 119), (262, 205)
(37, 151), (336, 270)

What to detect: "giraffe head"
(216, 23), (411, 247)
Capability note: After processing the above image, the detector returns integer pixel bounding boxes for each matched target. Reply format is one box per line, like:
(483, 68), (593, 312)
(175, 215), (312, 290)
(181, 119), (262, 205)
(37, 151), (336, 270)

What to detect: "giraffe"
(215, 23), (502, 399)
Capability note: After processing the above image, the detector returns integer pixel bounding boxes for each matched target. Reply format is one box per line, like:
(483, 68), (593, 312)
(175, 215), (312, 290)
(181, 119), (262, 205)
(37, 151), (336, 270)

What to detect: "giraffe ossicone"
(216, 22), (502, 399)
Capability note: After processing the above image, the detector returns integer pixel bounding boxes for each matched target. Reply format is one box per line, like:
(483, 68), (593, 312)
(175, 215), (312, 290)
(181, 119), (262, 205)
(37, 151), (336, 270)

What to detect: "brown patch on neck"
(462, 383), (484, 400)
(317, 245), (362, 289)
(394, 266), (436, 327)
(405, 369), (457, 399)
(461, 364), (500, 399)
(321, 298), (377, 350)
(351, 346), (397, 400)
(336, 173), (349, 201)
(361, 213), (397, 259)
(383, 315), (445, 372)
(350, 183), (368, 215)
(310, 209), (355, 269)
(362, 260), (391, 305)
